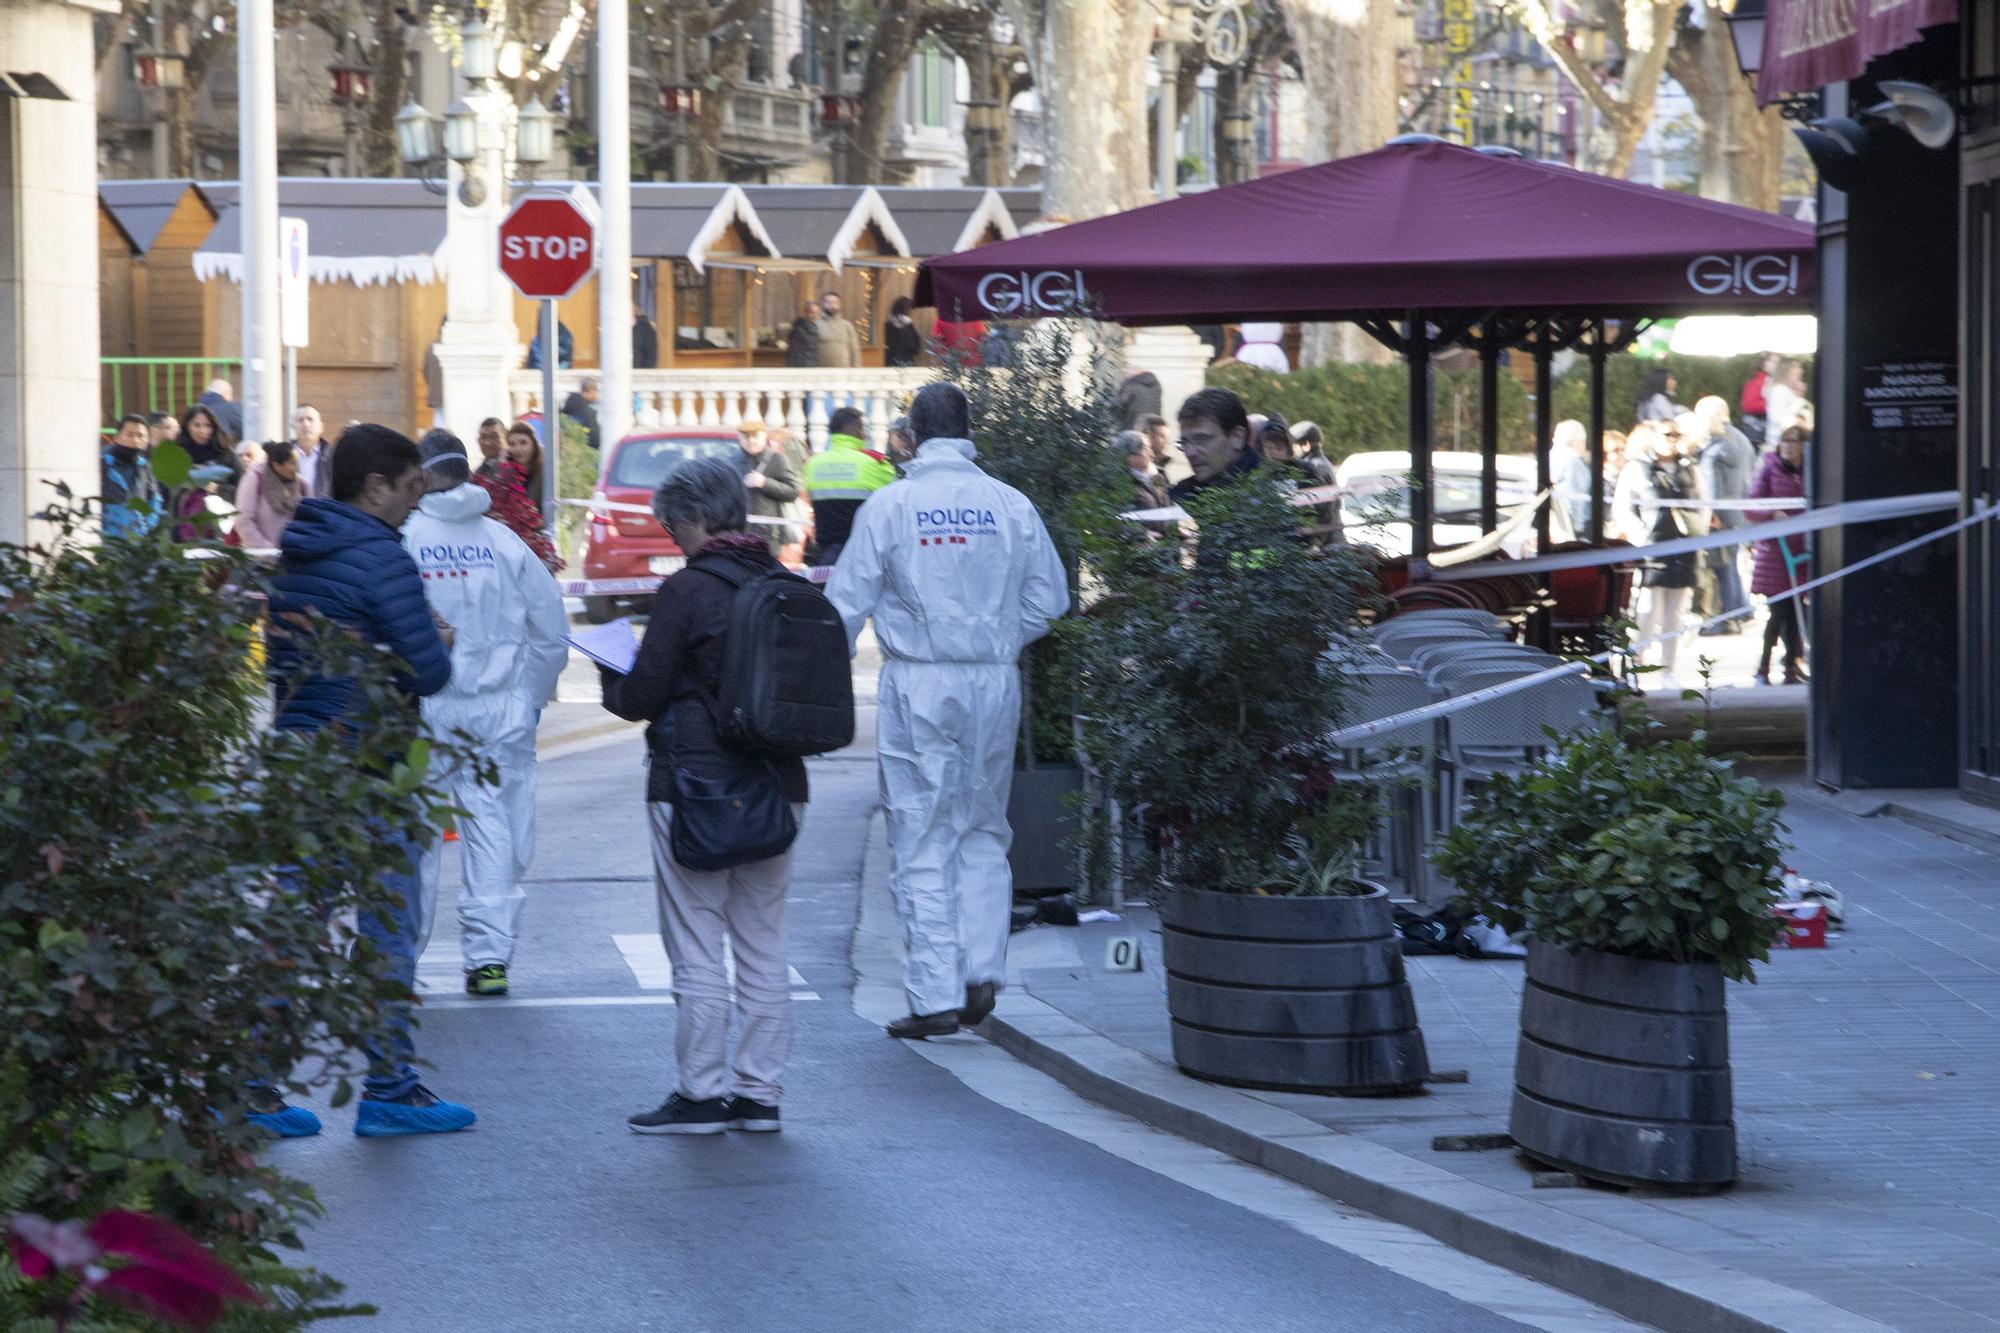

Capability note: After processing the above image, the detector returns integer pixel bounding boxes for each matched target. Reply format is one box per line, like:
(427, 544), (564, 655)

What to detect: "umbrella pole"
(1479, 332), (1500, 534)
(1531, 321), (1557, 652)
(1533, 323), (1554, 555)
(1406, 314), (1433, 572)
(1587, 325), (1608, 546)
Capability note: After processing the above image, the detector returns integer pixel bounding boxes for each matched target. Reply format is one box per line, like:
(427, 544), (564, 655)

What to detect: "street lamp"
(1722, 0), (1766, 81)
(516, 96), (554, 175)
(442, 98), (480, 165)
(396, 97), (435, 165)
(458, 13), (499, 83)
(820, 92), (860, 182)
(328, 33), (372, 176)
(134, 46), (186, 91)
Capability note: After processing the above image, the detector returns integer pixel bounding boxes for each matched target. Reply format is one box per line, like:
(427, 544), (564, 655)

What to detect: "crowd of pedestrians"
(1551, 357), (1815, 686)
(88, 347), (1813, 1146)
(98, 385), (564, 574)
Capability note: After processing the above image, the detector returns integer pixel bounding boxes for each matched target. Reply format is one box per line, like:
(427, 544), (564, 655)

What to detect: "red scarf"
(475, 460), (561, 571)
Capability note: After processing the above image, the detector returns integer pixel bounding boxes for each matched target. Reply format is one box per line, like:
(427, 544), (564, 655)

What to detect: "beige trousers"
(647, 802), (802, 1105)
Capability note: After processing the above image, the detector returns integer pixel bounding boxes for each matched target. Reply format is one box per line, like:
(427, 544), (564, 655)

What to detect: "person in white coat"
(828, 383), (1070, 1039)
(405, 430), (569, 996)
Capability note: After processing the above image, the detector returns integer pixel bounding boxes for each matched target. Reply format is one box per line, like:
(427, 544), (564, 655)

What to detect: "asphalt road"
(274, 657), (1553, 1333)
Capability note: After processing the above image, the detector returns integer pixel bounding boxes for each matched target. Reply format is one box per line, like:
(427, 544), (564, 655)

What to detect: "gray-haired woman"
(599, 455), (808, 1136)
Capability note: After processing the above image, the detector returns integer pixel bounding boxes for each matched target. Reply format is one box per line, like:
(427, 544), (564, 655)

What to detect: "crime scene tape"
(1121, 483), (1346, 526)
(558, 496), (790, 527)
(1326, 498), (1992, 747)
(1649, 495), (1809, 510)
(1429, 489), (1550, 569)
(1432, 490), (1956, 581)
(558, 563), (832, 598)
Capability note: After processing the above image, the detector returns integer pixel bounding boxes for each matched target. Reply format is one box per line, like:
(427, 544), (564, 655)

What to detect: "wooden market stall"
(872, 187), (1024, 340)
(194, 179), (447, 435)
(736, 186), (914, 364)
(98, 180), (223, 423)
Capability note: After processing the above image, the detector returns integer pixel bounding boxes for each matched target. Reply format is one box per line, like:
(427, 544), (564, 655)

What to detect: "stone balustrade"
(507, 366), (936, 451)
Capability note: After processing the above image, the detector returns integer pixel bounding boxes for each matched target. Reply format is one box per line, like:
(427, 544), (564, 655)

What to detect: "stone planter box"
(1159, 884), (1429, 1095)
(1510, 940), (1736, 1190)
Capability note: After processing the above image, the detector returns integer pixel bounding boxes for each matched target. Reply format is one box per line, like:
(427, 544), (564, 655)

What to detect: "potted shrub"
(950, 321), (1129, 894)
(1434, 724), (1788, 1189)
(1, 474), (482, 1325)
(1068, 477), (1430, 1094)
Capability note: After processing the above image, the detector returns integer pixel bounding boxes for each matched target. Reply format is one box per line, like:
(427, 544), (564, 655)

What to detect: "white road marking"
(413, 935), (819, 1002)
(612, 933), (816, 997)
(849, 838), (1639, 1333)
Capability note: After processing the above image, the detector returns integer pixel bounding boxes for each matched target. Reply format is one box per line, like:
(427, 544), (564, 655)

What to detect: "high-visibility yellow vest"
(803, 434), (898, 502)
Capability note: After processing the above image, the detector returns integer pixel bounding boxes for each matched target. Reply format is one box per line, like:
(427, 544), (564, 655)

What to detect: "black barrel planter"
(1510, 940), (1735, 1190)
(1159, 884), (1429, 1095)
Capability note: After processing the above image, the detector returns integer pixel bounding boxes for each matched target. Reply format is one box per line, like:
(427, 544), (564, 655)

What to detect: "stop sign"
(498, 192), (598, 299)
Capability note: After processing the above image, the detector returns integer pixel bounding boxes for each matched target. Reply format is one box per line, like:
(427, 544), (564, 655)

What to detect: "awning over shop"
(917, 139), (1815, 324)
(100, 180), (205, 256)
(738, 185), (908, 272)
(193, 179), (445, 286)
(873, 187), (1022, 257)
(1756, 0), (1957, 105)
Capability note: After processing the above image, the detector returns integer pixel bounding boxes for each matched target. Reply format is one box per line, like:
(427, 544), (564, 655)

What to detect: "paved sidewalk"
(991, 776), (2000, 1333)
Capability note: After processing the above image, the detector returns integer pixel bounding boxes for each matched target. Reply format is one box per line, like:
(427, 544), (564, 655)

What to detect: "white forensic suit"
(404, 483), (569, 968)
(827, 438), (1069, 1017)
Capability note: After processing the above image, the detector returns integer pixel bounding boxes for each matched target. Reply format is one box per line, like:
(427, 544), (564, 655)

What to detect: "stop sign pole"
(498, 191), (598, 544)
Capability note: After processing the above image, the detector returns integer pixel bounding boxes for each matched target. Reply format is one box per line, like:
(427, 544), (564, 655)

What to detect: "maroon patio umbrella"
(917, 139), (1814, 324)
(917, 139), (1814, 566)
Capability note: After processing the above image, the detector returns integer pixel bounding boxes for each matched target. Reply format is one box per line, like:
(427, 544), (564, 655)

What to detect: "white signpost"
(278, 216), (309, 427)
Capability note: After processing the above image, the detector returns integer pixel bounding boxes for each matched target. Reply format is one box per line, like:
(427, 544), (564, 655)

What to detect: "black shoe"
(724, 1096), (782, 1133)
(628, 1093), (730, 1135)
(961, 980), (997, 1027)
(886, 1010), (961, 1040)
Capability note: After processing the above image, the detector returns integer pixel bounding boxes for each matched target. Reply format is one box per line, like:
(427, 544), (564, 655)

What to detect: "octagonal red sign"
(499, 192), (598, 300)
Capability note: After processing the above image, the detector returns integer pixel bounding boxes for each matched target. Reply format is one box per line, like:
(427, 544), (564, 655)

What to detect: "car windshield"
(1345, 473), (1535, 525)
(605, 436), (739, 490)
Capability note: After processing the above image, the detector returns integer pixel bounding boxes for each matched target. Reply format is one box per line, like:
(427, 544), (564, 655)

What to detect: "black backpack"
(697, 560), (855, 758)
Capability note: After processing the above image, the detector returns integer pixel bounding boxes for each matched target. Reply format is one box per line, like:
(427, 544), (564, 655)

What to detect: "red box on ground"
(1771, 901), (1827, 948)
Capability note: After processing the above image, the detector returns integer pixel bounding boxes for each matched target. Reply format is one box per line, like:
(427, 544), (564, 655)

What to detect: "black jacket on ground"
(600, 541), (810, 806)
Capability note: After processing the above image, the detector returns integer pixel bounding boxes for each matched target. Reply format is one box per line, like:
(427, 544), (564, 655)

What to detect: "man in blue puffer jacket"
(263, 424), (474, 1139)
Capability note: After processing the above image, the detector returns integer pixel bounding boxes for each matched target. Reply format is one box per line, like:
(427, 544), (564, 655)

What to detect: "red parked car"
(579, 429), (740, 622)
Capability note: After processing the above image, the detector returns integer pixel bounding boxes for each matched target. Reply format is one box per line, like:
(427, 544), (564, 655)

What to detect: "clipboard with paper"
(564, 618), (640, 675)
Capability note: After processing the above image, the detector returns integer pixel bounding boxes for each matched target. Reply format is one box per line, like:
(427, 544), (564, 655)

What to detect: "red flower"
(7, 1210), (264, 1330)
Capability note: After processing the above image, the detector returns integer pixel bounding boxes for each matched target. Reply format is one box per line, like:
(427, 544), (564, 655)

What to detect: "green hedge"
(1208, 362), (1531, 463)
(1208, 351), (1805, 460)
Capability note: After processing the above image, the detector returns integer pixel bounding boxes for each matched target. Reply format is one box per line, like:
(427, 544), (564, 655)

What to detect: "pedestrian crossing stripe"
(612, 934), (816, 998)
(413, 935), (818, 1001)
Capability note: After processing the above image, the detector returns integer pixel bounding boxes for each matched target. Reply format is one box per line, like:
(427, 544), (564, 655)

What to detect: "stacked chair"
(1335, 608), (1605, 904)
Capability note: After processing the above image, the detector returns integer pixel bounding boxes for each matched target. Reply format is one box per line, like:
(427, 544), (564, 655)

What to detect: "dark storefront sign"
(1860, 359), (1959, 429)
(1758, 0), (1958, 103)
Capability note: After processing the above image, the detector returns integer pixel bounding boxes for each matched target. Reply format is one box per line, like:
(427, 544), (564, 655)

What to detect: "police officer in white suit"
(404, 430), (569, 996)
(828, 383), (1069, 1038)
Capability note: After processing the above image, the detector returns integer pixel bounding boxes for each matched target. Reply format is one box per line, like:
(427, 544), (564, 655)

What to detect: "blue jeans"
(275, 821), (425, 1101)
(1709, 543), (1748, 622)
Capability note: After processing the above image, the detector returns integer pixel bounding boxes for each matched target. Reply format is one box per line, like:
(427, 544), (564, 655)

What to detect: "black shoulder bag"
(666, 560), (800, 872)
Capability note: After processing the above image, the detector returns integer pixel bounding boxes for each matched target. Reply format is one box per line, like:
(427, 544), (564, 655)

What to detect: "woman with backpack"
(599, 456), (811, 1137)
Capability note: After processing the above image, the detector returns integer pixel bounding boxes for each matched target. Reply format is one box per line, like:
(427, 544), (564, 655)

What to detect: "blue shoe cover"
(247, 1105), (324, 1138)
(354, 1096), (477, 1137)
